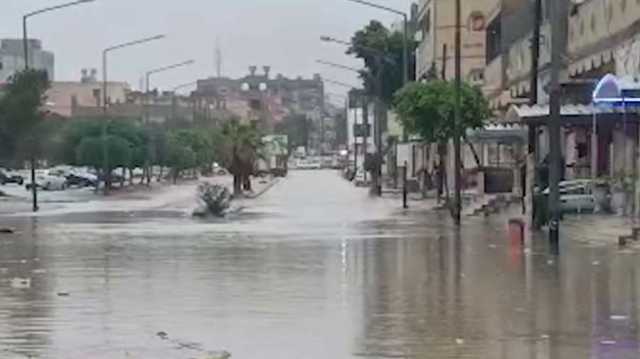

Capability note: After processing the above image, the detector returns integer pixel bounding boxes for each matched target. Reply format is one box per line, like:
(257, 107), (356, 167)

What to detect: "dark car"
(0, 170), (24, 185)
(65, 173), (98, 187)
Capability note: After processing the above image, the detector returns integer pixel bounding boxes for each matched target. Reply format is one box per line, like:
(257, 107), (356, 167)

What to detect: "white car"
(25, 172), (67, 191)
(542, 180), (609, 213)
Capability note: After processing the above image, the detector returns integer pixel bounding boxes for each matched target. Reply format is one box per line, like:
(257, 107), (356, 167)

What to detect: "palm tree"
(220, 120), (262, 196)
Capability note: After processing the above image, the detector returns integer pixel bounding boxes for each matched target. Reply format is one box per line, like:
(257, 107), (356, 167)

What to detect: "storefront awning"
(466, 123), (527, 144)
(503, 103), (638, 126)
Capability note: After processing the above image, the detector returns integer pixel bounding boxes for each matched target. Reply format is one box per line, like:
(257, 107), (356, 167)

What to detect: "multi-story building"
(416, 0), (498, 84)
(194, 66), (324, 122)
(194, 66), (326, 151)
(0, 39), (54, 83)
(46, 69), (129, 118)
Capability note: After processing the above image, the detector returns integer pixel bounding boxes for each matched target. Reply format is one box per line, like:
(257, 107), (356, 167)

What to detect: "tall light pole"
(145, 59), (195, 123)
(23, 0), (96, 212)
(171, 81), (198, 125)
(548, 0), (567, 250)
(101, 34), (165, 194)
(453, 0), (462, 225)
(143, 60), (195, 184)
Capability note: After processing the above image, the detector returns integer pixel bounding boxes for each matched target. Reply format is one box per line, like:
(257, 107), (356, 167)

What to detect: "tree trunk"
(129, 168), (134, 186)
(243, 174), (252, 192)
(172, 169), (178, 184)
(233, 175), (242, 196)
(146, 165), (152, 186)
(463, 135), (482, 167)
(121, 167), (126, 188)
(158, 166), (164, 182)
(437, 143), (446, 203)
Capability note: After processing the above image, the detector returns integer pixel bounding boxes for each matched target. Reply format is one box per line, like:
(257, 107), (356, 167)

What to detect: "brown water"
(1, 171), (639, 358)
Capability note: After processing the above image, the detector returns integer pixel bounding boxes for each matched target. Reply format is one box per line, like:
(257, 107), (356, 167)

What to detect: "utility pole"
(548, 0), (565, 249)
(528, 0), (542, 224)
(362, 95), (369, 184)
(374, 56), (384, 196)
(453, 0), (463, 225)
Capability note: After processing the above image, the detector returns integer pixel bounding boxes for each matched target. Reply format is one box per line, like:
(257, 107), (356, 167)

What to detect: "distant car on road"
(0, 169), (24, 185)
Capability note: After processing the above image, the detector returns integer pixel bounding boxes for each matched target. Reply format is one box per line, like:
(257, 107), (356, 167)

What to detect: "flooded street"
(1, 171), (640, 358)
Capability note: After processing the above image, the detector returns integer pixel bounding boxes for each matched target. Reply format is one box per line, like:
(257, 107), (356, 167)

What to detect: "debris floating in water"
(10, 277), (31, 289)
(455, 338), (465, 345)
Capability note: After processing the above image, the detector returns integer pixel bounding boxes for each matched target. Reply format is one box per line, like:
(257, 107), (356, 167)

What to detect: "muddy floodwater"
(1, 171), (640, 358)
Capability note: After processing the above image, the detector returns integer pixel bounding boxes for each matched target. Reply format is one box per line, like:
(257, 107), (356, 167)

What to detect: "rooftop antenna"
(215, 37), (222, 77)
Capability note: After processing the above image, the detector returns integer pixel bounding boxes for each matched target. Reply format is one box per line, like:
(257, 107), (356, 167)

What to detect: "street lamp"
(23, 0), (95, 69)
(345, 0), (409, 85)
(320, 36), (396, 64)
(168, 81), (198, 125)
(101, 34), (165, 194)
(22, 0), (96, 212)
(316, 60), (363, 74)
(145, 59), (195, 122)
(143, 60), (195, 184)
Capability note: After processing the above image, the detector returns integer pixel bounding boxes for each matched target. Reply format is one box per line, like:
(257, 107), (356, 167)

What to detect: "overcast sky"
(2, 0), (413, 104)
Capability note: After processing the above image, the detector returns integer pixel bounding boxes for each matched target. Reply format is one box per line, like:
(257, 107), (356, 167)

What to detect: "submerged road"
(0, 170), (639, 358)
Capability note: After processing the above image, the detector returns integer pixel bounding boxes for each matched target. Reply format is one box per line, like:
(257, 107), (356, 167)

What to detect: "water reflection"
(0, 171), (638, 358)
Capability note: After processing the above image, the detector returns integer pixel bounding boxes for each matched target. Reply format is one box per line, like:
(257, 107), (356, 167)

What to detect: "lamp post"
(143, 60), (195, 184)
(23, 0), (96, 212)
(101, 34), (165, 194)
(170, 81), (198, 123)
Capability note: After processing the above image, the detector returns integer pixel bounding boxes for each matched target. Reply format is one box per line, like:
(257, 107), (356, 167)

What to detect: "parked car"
(65, 172), (98, 187)
(542, 180), (610, 213)
(25, 173), (67, 191)
(0, 169), (24, 185)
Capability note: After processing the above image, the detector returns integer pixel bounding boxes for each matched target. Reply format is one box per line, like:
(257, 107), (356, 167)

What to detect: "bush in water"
(196, 183), (232, 217)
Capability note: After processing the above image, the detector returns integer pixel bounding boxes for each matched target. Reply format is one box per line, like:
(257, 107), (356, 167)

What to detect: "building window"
(469, 12), (486, 31)
(580, 19), (585, 36)
(424, 9), (431, 34)
(590, 13), (597, 33)
(607, 3), (613, 24)
(622, 0), (627, 12)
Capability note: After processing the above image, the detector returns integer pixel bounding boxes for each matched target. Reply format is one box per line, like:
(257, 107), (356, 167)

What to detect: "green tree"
(0, 69), (50, 166)
(171, 129), (216, 174)
(75, 135), (132, 171)
(393, 80), (491, 204)
(393, 80), (490, 144)
(220, 121), (262, 195)
(60, 118), (149, 189)
(166, 133), (196, 184)
(348, 20), (417, 104)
